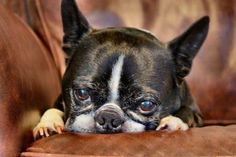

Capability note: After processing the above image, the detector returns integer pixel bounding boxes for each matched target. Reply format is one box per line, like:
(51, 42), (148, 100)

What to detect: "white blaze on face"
(108, 55), (125, 102)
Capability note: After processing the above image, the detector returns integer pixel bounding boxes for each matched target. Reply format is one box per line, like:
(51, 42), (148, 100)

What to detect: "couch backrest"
(0, 4), (61, 157)
(108, 0), (236, 122)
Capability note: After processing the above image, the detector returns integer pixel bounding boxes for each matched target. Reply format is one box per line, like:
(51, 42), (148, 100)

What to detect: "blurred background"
(1, 0), (236, 122)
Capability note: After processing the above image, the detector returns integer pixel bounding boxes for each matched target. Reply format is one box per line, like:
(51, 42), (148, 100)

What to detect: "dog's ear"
(168, 16), (209, 79)
(61, 0), (90, 58)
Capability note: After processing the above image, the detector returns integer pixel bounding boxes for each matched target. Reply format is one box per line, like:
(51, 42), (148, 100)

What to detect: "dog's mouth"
(65, 115), (147, 134)
(95, 121), (123, 133)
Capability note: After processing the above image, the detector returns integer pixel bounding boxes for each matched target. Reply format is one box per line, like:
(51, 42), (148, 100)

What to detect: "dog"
(33, 0), (209, 138)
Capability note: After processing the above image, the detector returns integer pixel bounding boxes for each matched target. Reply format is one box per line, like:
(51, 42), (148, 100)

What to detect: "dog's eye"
(74, 89), (90, 101)
(139, 100), (156, 115)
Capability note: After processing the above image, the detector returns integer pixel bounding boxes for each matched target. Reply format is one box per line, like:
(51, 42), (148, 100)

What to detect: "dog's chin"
(65, 113), (146, 133)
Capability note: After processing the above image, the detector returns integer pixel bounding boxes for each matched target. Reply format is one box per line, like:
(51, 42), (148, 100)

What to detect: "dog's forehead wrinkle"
(73, 77), (94, 87)
(92, 41), (139, 59)
(141, 86), (159, 94)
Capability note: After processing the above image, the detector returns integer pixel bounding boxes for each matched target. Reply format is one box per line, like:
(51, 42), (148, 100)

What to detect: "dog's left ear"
(61, 0), (90, 58)
(168, 16), (209, 79)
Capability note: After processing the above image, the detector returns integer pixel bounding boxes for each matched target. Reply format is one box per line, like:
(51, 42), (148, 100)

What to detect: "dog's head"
(61, 0), (209, 133)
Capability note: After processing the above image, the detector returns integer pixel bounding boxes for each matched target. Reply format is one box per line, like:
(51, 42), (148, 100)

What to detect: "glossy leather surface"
(0, 3), (61, 157)
(23, 125), (236, 156)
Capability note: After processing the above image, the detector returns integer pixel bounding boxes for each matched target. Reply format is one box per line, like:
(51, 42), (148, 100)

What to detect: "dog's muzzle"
(94, 103), (125, 133)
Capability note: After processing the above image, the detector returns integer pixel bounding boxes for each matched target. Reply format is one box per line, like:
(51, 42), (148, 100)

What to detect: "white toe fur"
(33, 108), (64, 133)
(156, 115), (189, 131)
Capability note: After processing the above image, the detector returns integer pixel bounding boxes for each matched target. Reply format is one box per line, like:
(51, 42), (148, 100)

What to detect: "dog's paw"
(33, 108), (64, 140)
(156, 115), (189, 131)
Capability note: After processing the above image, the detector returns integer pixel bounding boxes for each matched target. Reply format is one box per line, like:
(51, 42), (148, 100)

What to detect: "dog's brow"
(108, 55), (125, 102)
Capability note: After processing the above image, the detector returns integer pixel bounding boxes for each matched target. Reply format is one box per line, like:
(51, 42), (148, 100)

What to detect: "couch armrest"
(0, 3), (61, 157)
(22, 125), (236, 157)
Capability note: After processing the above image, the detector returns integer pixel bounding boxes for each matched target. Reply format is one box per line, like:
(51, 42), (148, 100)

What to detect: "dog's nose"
(95, 110), (124, 130)
(95, 103), (124, 132)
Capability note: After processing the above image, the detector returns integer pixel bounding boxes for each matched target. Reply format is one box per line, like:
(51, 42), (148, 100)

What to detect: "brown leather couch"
(0, 1), (236, 157)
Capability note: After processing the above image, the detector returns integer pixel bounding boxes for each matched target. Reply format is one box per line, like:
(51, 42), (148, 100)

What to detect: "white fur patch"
(65, 113), (95, 133)
(108, 55), (125, 102)
(122, 119), (145, 133)
(156, 115), (189, 131)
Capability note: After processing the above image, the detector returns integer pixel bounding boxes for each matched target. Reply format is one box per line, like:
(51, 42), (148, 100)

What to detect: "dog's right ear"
(61, 0), (90, 58)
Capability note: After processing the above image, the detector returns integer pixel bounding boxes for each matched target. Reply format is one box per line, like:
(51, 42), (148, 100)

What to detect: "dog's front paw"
(33, 108), (64, 139)
(156, 115), (189, 131)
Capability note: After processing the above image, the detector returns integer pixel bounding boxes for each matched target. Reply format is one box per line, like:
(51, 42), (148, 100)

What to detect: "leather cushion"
(0, 3), (61, 157)
(22, 125), (236, 157)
